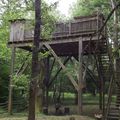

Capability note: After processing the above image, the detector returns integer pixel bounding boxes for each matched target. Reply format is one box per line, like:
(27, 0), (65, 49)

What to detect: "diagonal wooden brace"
(44, 43), (83, 91)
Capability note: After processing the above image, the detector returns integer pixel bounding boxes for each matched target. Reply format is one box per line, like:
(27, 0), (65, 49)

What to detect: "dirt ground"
(48, 105), (99, 117)
(0, 105), (98, 120)
(0, 115), (94, 120)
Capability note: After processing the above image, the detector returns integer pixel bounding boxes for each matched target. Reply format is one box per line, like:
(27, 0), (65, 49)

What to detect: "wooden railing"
(9, 14), (105, 43)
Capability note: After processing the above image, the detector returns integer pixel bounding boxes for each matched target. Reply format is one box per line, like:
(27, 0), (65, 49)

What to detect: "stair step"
(101, 57), (109, 59)
(108, 113), (119, 116)
(116, 102), (120, 104)
(107, 116), (120, 120)
(115, 98), (120, 100)
(115, 103), (120, 106)
(107, 109), (120, 120)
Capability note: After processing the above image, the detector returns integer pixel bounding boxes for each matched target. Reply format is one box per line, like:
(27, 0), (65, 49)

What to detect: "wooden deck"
(8, 13), (107, 56)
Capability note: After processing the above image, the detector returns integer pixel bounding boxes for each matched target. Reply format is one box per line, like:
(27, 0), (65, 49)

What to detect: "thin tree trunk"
(110, 0), (119, 82)
(28, 0), (41, 120)
(110, 0), (119, 56)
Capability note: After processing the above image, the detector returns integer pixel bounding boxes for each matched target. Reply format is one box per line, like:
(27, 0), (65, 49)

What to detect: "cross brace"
(44, 43), (84, 91)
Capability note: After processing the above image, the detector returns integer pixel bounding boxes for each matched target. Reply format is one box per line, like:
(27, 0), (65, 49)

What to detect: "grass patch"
(0, 114), (94, 120)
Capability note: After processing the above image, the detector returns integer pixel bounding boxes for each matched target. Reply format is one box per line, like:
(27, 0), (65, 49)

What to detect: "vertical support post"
(96, 10), (103, 111)
(45, 57), (50, 108)
(8, 47), (16, 115)
(78, 39), (83, 114)
(99, 76), (102, 109)
(102, 73), (105, 119)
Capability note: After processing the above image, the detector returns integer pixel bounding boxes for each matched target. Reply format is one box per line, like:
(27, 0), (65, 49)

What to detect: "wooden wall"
(9, 14), (105, 43)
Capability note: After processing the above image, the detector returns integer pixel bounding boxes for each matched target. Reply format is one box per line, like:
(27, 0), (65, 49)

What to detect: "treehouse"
(8, 13), (109, 115)
(8, 13), (107, 56)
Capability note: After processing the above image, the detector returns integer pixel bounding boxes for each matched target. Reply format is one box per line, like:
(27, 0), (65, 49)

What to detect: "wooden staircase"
(106, 85), (120, 120)
(95, 37), (120, 119)
(101, 39), (120, 119)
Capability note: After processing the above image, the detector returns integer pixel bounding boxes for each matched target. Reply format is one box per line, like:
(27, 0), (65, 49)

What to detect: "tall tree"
(28, 0), (41, 120)
(71, 0), (111, 17)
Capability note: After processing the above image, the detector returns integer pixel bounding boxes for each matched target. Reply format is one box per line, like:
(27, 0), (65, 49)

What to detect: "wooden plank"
(44, 43), (80, 91)
(8, 47), (16, 115)
(48, 57), (71, 87)
(72, 16), (98, 23)
(10, 21), (25, 42)
(105, 75), (114, 120)
(8, 34), (104, 48)
(78, 39), (83, 114)
(49, 58), (55, 78)
(15, 53), (30, 75)
(70, 57), (79, 81)
(44, 57), (50, 107)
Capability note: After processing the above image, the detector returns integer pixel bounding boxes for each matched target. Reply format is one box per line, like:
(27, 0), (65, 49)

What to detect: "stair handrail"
(105, 74), (114, 120)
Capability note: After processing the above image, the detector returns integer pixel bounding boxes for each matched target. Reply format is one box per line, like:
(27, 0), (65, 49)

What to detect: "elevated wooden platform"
(7, 13), (108, 115)
(8, 13), (107, 56)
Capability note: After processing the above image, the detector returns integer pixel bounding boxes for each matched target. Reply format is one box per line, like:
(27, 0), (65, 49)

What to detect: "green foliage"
(71, 0), (111, 17)
(0, 0), (58, 108)
(0, 60), (10, 102)
(13, 74), (29, 90)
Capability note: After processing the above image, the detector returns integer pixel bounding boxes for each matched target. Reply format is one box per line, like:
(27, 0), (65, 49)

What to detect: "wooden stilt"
(8, 47), (16, 115)
(49, 58), (55, 78)
(48, 57), (70, 87)
(78, 40), (83, 115)
(45, 57), (50, 108)
(44, 43), (81, 91)
(16, 53), (30, 75)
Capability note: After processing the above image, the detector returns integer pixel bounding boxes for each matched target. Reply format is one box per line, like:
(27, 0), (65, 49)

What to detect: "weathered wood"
(49, 58), (55, 79)
(78, 40), (83, 114)
(44, 43), (80, 91)
(10, 20), (25, 42)
(8, 14), (105, 45)
(105, 75), (114, 120)
(43, 57), (50, 107)
(8, 35), (104, 48)
(8, 47), (16, 115)
(48, 57), (71, 87)
(16, 53), (30, 75)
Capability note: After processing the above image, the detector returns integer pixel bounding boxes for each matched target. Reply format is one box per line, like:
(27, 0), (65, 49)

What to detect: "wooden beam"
(71, 57), (98, 88)
(70, 57), (79, 80)
(44, 57), (50, 86)
(70, 57), (85, 84)
(78, 40), (83, 114)
(44, 57), (50, 108)
(16, 53), (30, 75)
(49, 58), (55, 79)
(7, 35), (103, 48)
(48, 57), (71, 87)
(44, 43), (80, 91)
(18, 63), (29, 76)
(8, 47), (16, 115)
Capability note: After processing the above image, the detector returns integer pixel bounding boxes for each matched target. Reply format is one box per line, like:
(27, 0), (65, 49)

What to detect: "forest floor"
(0, 114), (94, 120)
(0, 104), (99, 120)
(0, 93), (106, 120)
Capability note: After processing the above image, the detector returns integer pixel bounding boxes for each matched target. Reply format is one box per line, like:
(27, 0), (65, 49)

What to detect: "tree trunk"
(35, 88), (43, 113)
(28, 0), (41, 120)
(75, 92), (78, 105)
(110, 0), (119, 56)
(110, 0), (119, 83)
